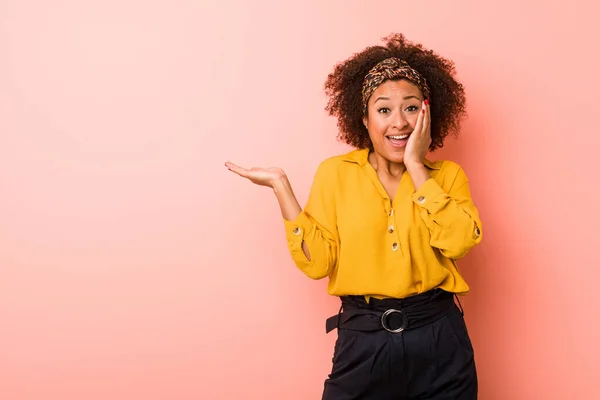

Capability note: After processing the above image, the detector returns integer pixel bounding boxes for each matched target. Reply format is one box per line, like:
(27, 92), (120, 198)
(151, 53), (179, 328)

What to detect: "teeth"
(389, 135), (409, 140)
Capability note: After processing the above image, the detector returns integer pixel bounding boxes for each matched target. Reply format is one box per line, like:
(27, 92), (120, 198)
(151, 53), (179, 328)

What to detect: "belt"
(325, 290), (459, 334)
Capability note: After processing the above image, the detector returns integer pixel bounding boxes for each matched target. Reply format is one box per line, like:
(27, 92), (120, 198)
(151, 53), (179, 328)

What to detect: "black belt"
(325, 289), (460, 334)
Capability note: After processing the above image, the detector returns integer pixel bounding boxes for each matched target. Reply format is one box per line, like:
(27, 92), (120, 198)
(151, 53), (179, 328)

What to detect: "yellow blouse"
(283, 148), (482, 299)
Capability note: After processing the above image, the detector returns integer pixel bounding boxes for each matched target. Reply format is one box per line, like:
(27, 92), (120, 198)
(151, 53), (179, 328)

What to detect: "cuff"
(412, 178), (448, 213)
(283, 211), (311, 244)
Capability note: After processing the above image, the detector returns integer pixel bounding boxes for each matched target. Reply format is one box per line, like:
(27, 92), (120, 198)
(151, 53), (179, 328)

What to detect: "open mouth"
(387, 134), (410, 147)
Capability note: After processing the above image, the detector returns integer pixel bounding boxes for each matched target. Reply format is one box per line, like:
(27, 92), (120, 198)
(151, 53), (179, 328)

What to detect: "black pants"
(322, 291), (477, 400)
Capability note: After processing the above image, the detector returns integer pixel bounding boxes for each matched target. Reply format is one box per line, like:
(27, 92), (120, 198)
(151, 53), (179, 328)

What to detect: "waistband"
(325, 289), (460, 334)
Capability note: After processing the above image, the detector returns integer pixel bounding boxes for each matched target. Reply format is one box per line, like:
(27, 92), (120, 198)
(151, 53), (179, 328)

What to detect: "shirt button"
(292, 227), (302, 236)
(417, 196), (426, 204)
(388, 209), (394, 217)
(388, 225), (395, 233)
(392, 243), (399, 251)
(474, 227), (481, 237)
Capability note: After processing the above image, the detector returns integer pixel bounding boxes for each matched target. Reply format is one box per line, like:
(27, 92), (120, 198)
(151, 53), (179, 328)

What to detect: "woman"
(226, 33), (482, 400)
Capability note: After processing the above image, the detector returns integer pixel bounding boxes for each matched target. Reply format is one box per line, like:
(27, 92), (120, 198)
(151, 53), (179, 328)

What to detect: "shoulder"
(309, 149), (365, 186)
(317, 148), (366, 172)
(428, 159), (470, 186)
(428, 158), (462, 173)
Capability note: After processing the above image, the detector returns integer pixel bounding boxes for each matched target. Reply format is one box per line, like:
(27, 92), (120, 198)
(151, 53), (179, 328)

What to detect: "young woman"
(226, 33), (482, 400)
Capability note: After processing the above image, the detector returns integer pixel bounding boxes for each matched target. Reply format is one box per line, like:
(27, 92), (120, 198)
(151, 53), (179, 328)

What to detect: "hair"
(324, 33), (467, 151)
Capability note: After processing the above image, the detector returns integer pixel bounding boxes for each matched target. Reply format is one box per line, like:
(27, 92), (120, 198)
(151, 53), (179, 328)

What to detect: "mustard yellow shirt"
(283, 148), (482, 299)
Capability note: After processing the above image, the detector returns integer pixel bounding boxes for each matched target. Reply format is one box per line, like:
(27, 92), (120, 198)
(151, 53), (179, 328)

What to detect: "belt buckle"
(381, 309), (407, 333)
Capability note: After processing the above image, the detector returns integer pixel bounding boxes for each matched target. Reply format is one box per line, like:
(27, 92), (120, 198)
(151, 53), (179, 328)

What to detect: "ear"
(362, 116), (368, 129)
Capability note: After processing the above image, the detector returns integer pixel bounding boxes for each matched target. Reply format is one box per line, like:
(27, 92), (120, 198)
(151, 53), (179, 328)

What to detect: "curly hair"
(324, 33), (467, 151)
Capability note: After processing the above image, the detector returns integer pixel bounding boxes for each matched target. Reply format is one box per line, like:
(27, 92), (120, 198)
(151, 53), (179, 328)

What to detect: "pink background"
(1, 0), (599, 399)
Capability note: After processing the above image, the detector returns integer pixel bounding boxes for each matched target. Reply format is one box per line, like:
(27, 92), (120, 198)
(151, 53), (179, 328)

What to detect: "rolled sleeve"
(413, 170), (482, 259)
(282, 160), (339, 279)
(283, 212), (311, 250)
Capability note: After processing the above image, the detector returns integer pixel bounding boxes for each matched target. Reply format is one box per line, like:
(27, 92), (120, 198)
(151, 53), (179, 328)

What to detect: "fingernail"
(424, 99), (429, 105)
(422, 109), (425, 113)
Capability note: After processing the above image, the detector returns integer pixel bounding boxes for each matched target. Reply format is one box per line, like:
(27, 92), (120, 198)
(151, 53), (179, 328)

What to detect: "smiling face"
(363, 79), (425, 164)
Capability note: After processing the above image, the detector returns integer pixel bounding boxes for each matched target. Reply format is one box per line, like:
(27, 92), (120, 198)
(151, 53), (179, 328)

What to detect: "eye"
(377, 107), (390, 114)
(405, 105), (419, 112)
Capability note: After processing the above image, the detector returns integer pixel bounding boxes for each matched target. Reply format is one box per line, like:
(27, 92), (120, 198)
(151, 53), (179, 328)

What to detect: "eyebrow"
(374, 95), (421, 103)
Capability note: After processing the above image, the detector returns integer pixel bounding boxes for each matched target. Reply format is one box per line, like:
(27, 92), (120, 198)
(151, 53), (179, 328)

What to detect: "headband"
(361, 57), (430, 114)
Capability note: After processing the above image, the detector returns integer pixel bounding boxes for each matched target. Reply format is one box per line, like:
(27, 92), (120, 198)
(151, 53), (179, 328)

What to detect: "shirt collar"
(340, 148), (442, 170)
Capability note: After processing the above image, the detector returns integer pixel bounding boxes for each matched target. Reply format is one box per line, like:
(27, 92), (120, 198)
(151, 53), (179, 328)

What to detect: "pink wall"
(1, 1), (599, 398)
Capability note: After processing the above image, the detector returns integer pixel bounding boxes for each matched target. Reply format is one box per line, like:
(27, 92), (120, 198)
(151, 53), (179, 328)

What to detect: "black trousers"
(322, 290), (477, 400)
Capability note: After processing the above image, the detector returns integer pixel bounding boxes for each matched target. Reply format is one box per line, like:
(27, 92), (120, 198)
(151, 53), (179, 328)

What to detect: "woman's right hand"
(225, 161), (286, 188)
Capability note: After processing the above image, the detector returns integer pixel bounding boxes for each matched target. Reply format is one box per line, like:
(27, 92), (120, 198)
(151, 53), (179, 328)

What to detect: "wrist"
(404, 160), (425, 171)
(271, 174), (289, 192)
(405, 161), (430, 190)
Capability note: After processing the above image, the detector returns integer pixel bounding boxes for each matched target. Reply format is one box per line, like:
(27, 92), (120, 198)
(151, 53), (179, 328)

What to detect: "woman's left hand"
(404, 100), (431, 167)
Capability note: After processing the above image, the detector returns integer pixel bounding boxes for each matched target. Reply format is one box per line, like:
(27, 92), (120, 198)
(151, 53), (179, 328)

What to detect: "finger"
(225, 161), (242, 169)
(423, 101), (431, 137)
(225, 162), (250, 178)
(412, 101), (426, 136)
(225, 161), (248, 173)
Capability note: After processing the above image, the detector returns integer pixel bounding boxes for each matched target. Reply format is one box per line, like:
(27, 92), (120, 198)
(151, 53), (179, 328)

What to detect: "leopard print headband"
(361, 57), (430, 114)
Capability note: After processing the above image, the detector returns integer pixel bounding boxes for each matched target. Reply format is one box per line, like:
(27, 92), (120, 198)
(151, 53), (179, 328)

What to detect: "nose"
(391, 111), (408, 129)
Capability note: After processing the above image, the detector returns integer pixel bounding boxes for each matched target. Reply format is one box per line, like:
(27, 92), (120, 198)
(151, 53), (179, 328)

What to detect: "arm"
(403, 101), (482, 259)
(225, 160), (339, 279)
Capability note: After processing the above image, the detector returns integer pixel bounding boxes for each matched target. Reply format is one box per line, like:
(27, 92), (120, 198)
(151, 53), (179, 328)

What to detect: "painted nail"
(422, 109), (425, 113)
(424, 99), (429, 105)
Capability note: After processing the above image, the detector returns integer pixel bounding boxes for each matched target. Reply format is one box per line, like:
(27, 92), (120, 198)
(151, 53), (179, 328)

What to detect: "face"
(363, 79), (425, 164)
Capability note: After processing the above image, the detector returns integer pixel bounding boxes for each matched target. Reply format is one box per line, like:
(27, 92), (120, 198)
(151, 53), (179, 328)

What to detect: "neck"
(369, 151), (405, 178)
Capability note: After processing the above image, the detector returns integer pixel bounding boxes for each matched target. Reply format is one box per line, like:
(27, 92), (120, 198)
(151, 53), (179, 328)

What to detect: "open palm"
(225, 162), (285, 188)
